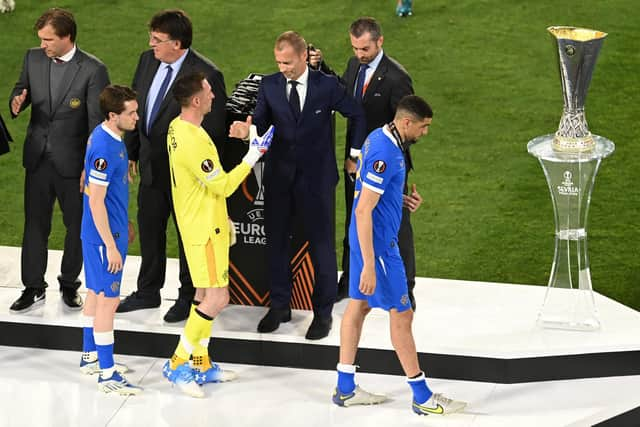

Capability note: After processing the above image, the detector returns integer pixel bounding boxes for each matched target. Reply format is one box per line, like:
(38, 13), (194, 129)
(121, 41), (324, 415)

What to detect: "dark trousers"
(135, 184), (194, 301)
(21, 157), (82, 290)
(339, 169), (416, 295)
(265, 175), (337, 318)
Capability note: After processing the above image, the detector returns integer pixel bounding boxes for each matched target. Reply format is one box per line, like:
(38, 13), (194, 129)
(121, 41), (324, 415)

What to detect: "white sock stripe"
(81, 314), (95, 328)
(94, 330), (115, 345)
(180, 334), (194, 353)
(337, 363), (357, 374)
(407, 372), (426, 382)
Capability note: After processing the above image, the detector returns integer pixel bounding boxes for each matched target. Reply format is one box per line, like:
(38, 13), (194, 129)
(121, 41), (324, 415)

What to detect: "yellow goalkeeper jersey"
(167, 117), (251, 246)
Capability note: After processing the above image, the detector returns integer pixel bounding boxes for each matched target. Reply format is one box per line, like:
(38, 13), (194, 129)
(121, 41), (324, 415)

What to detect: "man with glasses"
(117, 9), (228, 322)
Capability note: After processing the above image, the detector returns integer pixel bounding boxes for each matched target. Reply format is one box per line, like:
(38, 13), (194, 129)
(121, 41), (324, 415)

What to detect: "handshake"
(229, 116), (274, 167)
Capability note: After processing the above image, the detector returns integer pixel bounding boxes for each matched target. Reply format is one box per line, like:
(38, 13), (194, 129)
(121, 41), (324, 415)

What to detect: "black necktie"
(289, 80), (300, 120)
(147, 65), (173, 133)
(354, 63), (368, 102)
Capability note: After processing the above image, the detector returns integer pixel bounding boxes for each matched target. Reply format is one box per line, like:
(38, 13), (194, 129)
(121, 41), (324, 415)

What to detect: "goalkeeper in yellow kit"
(162, 71), (273, 397)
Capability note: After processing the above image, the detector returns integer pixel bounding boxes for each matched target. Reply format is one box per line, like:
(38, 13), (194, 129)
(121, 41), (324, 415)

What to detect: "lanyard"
(387, 121), (407, 153)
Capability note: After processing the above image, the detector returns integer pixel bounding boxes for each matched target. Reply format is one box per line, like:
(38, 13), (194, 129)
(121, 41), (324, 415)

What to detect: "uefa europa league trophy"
(527, 26), (614, 331)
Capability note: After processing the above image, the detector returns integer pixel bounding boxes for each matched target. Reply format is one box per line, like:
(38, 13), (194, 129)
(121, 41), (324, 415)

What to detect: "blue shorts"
(82, 239), (127, 298)
(349, 243), (412, 312)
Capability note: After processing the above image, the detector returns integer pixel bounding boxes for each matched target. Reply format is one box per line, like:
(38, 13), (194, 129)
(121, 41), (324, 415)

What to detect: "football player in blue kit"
(78, 85), (141, 395)
(333, 95), (467, 415)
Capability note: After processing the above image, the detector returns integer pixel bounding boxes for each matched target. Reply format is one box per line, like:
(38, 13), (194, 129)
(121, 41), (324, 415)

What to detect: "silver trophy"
(527, 27), (614, 331)
(549, 26), (607, 153)
(252, 159), (265, 206)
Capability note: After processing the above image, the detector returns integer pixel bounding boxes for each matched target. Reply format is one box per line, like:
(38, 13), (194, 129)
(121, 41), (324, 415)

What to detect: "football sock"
(94, 330), (115, 378)
(337, 363), (357, 394)
(407, 372), (433, 404)
(82, 314), (96, 353)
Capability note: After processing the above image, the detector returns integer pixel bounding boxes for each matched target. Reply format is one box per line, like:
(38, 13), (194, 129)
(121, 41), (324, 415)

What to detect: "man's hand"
(229, 115), (252, 140)
(251, 124), (274, 153)
(403, 184), (423, 213)
(242, 124), (275, 166)
(308, 48), (323, 69)
(128, 160), (138, 183)
(11, 89), (27, 116)
(344, 158), (357, 174)
(128, 221), (136, 244)
(105, 245), (123, 274)
(359, 263), (377, 296)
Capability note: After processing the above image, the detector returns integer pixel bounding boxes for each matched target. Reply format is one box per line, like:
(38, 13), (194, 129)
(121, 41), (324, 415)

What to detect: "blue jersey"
(81, 124), (129, 245)
(349, 126), (406, 256)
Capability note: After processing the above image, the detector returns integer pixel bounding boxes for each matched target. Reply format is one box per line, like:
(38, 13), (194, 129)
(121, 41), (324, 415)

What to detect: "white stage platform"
(1, 245), (639, 383)
(1, 246), (640, 425)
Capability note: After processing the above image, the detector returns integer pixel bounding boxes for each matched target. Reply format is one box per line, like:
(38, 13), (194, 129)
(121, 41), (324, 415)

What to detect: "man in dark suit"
(8, 8), (109, 312)
(336, 17), (422, 310)
(117, 9), (228, 322)
(230, 31), (366, 340)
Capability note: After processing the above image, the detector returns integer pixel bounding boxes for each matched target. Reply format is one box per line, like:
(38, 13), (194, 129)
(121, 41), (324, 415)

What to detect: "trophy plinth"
(528, 27), (613, 331)
(548, 26), (607, 153)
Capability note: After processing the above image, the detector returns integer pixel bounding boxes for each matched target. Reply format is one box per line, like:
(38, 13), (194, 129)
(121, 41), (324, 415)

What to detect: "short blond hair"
(275, 31), (307, 54)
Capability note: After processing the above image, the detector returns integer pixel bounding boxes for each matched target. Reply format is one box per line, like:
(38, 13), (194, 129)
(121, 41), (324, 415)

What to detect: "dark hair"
(149, 9), (192, 49)
(173, 71), (207, 107)
(99, 85), (137, 119)
(395, 95), (433, 120)
(35, 8), (77, 42)
(275, 31), (307, 55)
(349, 17), (382, 41)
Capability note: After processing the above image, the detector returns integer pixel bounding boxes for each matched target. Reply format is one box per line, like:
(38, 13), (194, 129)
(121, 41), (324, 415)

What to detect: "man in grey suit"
(117, 9), (228, 323)
(9, 8), (110, 312)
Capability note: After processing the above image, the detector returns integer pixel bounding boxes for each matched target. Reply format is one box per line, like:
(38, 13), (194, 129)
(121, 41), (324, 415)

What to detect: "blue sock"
(82, 327), (96, 353)
(408, 372), (433, 404)
(94, 331), (115, 373)
(336, 363), (356, 394)
(81, 314), (96, 353)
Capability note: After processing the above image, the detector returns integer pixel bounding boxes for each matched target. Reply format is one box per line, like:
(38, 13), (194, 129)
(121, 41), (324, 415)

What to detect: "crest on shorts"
(94, 158), (108, 171)
(222, 269), (229, 281)
(111, 281), (120, 293)
(373, 160), (386, 174)
(400, 294), (409, 306)
(201, 159), (214, 172)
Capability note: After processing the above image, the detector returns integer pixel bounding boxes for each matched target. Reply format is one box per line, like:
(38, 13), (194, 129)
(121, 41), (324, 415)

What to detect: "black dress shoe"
(257, 307), (291, 333)
(61, 288), (83, 310)
(305, 315), (332, 340)
(163, 298), (191, 323)
(10, 288), (46, 312)
(116, 291), (161, 313)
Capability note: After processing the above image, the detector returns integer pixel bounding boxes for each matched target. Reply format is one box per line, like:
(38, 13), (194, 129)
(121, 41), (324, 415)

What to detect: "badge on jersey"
(201, 159), (214, 172)
(373, 160), (386, 174)
(94, 158), (108, 171)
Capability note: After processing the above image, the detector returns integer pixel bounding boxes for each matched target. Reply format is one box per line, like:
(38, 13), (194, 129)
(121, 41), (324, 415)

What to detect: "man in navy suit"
(116, 10), (227, 323)
(230, 31), (366, 340)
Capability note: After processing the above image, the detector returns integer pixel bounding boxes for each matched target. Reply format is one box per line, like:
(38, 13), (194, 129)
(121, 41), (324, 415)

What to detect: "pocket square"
(374, 93), (381, 97)
(315, 109), (322, 114)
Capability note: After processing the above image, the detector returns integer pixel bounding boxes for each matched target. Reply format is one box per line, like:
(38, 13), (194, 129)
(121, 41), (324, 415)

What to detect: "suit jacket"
(342, 54), (413, 161)
(253, 68), (366, 191)
(124, 49), (227, 189)
(9, 47), (109, 177)
(0, 112), (12, 155)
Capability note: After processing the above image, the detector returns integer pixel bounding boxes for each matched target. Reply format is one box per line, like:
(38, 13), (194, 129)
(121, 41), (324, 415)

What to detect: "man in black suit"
(315, 17), (423, 310)
(8, 8), (110, 312)
(117, 9), (228, 322)
(230, 31), (366, 340)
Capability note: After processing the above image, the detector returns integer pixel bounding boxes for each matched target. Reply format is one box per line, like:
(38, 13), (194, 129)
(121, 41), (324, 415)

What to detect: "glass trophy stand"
(528, 134), (614, 331)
